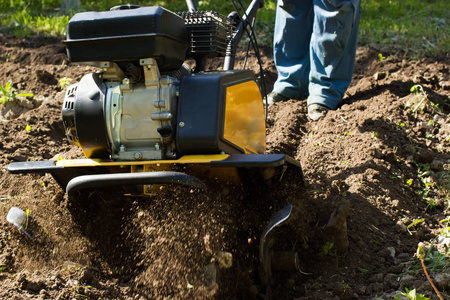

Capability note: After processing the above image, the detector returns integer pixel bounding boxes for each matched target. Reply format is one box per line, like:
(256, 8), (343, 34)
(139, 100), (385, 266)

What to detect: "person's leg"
(272, 0), (314, 100)
(308, 0), (360, 110)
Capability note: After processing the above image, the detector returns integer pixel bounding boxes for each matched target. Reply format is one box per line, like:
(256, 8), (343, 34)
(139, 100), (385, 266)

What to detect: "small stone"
(370, 282), (384, 293)
(216, 251), (232, 269)
(355, 285), (366, 295)
(374, 273), (384, 283)
(388, 264), (403, 274)
(35, 70), (55, 84)
(387, 247), (396, 259)
(332, 282), (346, 295)
(16, 97), (35, 109)
(369, 147), (384, 159)
(80, 269), (95, 284)
(384, 151), (397, 163)
(430, 160), (444, 172)
(373, 72), (386, 81)
(249, 285), (259, 297)
(414, 150), (434, 164)
(396, 220), (407, 232)
(378, 248), (393, 260)
(406, 155), (414, 164)
(26, 280), (44, 292)
(433, 273), (450, 290)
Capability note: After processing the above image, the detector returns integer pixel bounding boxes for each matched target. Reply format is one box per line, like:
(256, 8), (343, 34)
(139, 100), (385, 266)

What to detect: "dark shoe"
(307, 104), (330, 121)
(266, 92), (290, 105)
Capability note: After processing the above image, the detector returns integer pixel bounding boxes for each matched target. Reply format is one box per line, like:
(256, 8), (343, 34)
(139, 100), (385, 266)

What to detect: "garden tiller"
(8, 0), (306, 290)
(8, 0), (304, 197)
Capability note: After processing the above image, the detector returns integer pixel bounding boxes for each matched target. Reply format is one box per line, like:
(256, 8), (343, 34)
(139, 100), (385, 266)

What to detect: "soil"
(0, 35), (449, 300)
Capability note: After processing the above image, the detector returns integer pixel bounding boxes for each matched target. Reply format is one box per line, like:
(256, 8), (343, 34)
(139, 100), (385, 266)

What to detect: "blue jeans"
(272, 0), (360, 109)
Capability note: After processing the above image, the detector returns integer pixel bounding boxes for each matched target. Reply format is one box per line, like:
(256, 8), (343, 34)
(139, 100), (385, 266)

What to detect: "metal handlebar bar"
(185, 0), (198, 12)
(224, 0), (264, 70)
(185, 0), (265, 70)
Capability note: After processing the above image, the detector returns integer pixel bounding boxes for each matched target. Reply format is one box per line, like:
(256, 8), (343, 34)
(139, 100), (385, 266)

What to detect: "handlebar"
(185, 0), (265, 70)
(224, 0), (264, 70)
(185, 0), (198, 12)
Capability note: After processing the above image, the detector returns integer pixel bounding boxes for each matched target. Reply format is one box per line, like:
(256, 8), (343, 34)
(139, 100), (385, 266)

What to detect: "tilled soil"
(0, 36), (449, 300)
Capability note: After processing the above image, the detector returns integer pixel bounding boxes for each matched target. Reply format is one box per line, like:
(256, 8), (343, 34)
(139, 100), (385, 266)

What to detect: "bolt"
(134, 152), (143, 160)
(179, 122), (185, 128)
(122, 78), (130, 85)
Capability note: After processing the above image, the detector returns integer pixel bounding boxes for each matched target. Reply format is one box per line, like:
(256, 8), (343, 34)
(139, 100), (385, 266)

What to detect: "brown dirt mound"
(0, 36), (449, 300)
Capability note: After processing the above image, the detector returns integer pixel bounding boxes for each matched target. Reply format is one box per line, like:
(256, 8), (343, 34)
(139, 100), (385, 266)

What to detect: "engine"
(62, 5), (266, 161)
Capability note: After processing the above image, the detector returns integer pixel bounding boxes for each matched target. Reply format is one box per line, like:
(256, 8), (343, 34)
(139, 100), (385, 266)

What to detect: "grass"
(0, 9), (68, 37)
(0, 0), (448, 56)
(359, 0), (449, 57)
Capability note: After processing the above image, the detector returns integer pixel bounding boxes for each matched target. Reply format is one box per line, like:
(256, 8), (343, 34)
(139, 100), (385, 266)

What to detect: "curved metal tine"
(259, 205), (293, 287)
(261, 205), (293, 242)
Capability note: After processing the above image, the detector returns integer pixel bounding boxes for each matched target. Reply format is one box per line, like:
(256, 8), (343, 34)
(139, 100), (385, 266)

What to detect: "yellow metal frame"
(56, 154), (230, 167)
(56, 154), (241, 196)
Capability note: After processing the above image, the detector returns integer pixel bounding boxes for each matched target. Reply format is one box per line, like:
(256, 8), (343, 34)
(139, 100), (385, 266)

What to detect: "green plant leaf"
(408, 218), (425, 229)
(16, 92), (34, 98)
(402, 288), (429, 300)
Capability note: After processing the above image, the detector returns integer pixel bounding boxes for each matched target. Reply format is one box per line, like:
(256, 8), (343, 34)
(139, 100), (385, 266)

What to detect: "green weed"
(416, 163), (450, 210)
(320, 242), (337, 257)
(357, 267), (370, 274)
(59, 77), (73, 90)
(0, 80), (34, 104)
(405, 84), (444, 117)
(415, 243), (445, 300)
(408, 218), (425, 229)
(404, 218), (450, 277)
(394, 288), (429, 300)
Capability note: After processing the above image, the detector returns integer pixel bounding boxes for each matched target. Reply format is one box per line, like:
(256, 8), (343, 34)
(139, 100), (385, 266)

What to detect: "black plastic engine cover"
(62, 73), (110, 159)
(176, 70), (260, 155)
(65, 6), (189, 71)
